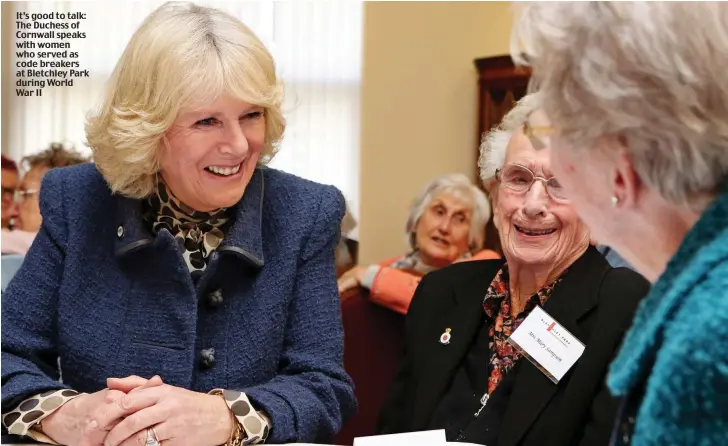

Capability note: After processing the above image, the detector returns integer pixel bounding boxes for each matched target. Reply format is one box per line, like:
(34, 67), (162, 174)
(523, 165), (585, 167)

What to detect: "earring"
(611, 196), (619, 207)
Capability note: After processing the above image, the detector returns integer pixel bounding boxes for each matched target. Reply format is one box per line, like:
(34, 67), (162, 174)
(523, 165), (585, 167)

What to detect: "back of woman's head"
(512, 2), (728, 207)
(87, 1), (285, 199)
(22, 143), (89, 171)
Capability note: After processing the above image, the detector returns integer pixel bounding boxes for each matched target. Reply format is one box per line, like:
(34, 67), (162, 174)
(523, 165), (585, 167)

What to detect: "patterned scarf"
(389, 249), (473, 273)
(145, 180), (229, 275)
(482, 264), (562, 394)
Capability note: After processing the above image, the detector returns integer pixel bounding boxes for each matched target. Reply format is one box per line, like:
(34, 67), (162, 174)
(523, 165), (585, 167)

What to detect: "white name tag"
(507, 306), (585, 383)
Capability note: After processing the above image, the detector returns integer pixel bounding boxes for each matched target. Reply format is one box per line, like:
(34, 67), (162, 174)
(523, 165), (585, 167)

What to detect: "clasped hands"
(42, 375), (234, 446)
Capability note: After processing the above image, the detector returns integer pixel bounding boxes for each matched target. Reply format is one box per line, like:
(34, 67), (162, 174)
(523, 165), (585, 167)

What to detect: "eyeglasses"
(14, 188), (38, 203)
(495, 164), (568, 202)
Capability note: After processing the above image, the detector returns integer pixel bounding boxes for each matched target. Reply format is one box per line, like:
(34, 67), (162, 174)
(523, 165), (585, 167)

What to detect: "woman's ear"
(156, 135), (172, 169)
(484, 177), (497, 193)
(612, 142), (642, 210)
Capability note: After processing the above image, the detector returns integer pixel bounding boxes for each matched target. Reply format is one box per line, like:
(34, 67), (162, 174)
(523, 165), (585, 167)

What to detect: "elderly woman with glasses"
(378, 94), (649, 446)
(512, 3), (728, 445)
(337, 173), (499, 314)
(0, 144), (88, 255)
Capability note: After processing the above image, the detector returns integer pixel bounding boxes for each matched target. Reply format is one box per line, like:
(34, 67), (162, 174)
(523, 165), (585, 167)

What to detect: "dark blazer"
(378, 246), (649, 446)
(1, 164), (356, 443)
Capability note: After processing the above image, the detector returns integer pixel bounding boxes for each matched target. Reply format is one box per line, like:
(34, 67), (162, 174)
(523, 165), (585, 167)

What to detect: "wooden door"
(474, 55), (531, 255)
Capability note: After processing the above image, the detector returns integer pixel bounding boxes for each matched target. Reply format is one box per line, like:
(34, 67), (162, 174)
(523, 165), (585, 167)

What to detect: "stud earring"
(611, 196), (619, 207)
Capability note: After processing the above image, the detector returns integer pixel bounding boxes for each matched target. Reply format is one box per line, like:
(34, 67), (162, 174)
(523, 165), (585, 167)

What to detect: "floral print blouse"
(482, 265), (563, 395)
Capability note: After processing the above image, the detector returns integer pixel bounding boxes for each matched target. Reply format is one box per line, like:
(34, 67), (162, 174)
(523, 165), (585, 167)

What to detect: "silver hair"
(478, 93), (542, 189)
(406, 173), (491, 252)
(511, 2), (728, 208)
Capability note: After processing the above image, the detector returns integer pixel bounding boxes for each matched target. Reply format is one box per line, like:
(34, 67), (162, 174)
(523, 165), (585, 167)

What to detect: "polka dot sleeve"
(2, 389), (83, 443)
(210, 389), (270, 444)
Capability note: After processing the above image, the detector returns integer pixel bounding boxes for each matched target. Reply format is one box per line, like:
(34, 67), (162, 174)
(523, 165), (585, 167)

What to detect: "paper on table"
(354, 429), (446, 446)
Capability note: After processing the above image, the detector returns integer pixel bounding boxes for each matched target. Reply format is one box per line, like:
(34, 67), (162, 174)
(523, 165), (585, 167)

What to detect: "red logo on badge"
(547, 322), (556, 332)
(439, 328), (452, 345)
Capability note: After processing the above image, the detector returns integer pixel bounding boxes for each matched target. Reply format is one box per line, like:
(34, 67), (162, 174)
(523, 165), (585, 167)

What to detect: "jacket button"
(117, 226), (124, 239)
(200, 348), (215, 369)
(207, 289), (223, 308)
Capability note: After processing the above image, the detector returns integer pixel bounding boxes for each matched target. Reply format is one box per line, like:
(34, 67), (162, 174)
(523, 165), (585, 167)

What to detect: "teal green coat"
(609, 187), (728, 445)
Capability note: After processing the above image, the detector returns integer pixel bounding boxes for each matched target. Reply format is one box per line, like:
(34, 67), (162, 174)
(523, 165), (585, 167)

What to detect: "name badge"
(508, 306), (585, 383)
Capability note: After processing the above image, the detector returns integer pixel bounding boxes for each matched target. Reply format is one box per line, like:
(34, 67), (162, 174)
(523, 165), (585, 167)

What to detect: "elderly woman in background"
(1, 3), (355, 446)
(378, 94), (649, 445)
(13, 144), (89, 233)
(512, 3), (728, 445)
(338, 173), (499, 314)
(1, 144), (89, 255)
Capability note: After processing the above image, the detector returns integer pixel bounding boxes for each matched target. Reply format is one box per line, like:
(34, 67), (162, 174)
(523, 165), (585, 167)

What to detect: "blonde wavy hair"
(511, 2), (728, 208)
(86, 1), (285, 199)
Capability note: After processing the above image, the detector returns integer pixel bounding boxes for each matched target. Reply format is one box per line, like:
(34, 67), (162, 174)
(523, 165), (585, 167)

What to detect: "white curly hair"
(478, 92), (542, 190)
(511, 2), (728, 208)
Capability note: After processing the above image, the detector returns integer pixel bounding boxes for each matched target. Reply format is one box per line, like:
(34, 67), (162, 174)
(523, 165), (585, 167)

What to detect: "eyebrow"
(181, 105), (262, 120)
(430, 200), (472, 214)
(511, 160), (554, 177)
(510, 160), (537, 171)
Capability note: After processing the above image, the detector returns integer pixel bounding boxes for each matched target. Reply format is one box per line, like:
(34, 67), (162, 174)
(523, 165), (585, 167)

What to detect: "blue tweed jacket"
(1, 163), (357, 443)
(608, 187), (728, 445)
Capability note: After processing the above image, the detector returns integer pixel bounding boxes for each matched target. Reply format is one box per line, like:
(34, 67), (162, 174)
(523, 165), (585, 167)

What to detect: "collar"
(114, 168), (266, 268)
(147, 178), (228, 225)
(481, 264), (561, 319)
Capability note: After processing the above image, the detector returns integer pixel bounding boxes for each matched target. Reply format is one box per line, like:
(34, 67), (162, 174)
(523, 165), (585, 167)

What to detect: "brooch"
(439, 328), (452, 345)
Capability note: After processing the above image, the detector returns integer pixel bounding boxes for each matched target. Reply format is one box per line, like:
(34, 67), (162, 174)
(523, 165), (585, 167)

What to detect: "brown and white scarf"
(145, 180), (229, 275)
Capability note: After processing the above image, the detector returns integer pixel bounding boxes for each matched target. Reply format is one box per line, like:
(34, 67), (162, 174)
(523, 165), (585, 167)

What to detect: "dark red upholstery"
(334, 288), (406, 445)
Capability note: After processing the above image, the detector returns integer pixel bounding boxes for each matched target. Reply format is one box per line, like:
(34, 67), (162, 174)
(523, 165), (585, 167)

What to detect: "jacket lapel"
(218, 167), (265, 268)
(498, 246), (610, 446)
(413, 259), (504, 429)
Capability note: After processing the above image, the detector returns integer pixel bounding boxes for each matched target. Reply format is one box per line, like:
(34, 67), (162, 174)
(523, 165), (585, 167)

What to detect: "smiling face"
(160, 94), (266, 212)
(413, 192), (473, 267)
(493, 130), (590, 270)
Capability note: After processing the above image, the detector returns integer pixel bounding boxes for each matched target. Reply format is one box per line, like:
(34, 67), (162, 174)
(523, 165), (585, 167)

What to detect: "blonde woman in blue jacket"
(512, 2), (728, 445)
(1, 3), (355, 445)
